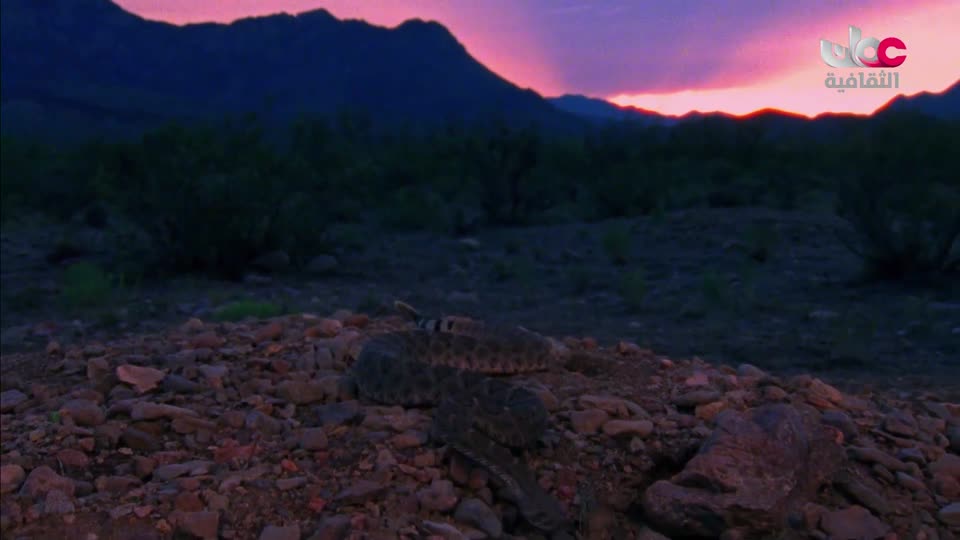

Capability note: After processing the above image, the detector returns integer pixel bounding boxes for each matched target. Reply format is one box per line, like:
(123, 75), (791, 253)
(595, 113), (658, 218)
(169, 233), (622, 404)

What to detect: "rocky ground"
(1, 308), (958, 540)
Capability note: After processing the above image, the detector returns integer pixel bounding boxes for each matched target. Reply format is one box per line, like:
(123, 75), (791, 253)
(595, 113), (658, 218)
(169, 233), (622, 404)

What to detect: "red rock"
(55, 449), (90, 468)
(116, 364), (166, 393)
(189, 332), (225, 350)
(255, 322), (284, 343)
(19, 466), (75, 499)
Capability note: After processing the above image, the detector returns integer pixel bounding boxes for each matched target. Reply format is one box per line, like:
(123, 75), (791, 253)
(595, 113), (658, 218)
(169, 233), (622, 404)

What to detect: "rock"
(309, 515), (350, 540)
(42, 489), (75, 515)
(883, 410), (918, 438)
(819, 505), (890, 540)
(454, 498), (502, 538)
(0, 465), (26, 494)
(0, 389), (28, 412)
(189, 332), (225, 350)
(938, 502), (960, 527)
(821, 410), (858, 441)
(579, 395), (629, 416)
(421, 520), (468, 539)
(300, 428), (328, 450)
(737, 364), (767, 378)
(260, 524), (300, 540)
(176, 510), (219, 539)
(60, 399), (106, 426)
(834, 472), (891, 516)
(673, 390), (722, 408)
(335, 480), (386, 504)
(847, 447), (908, 472)
(418, 479), (459, 512)
(277, 380), (329, 405)
(255, 322), (284, 342)
(19, 466), (75, 499)
(602, 419), (654, 438)
(570, 409), (609, 434)
(55, 449), (90, 468)
(130, 402), (198, 420)
(642, 404), (843, 538)
(164, 374), (204, 393)
(116, 364), (166, 393)
(315, 401), (364, 426)
(276, 477), (307, 491)
(306, 319), (342, 338)
(121, 427), (162, 451)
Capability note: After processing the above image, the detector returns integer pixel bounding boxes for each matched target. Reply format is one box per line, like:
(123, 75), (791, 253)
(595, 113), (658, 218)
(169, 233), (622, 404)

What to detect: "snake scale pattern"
(351, 301), (569, 532)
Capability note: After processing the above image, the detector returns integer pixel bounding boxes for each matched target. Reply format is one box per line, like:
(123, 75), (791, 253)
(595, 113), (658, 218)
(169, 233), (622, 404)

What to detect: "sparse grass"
(601, 224), (631, 266)
(213, 300), (283, 321)
(619, 268), (647, 311)
(60, 261), (117, 308)
(701, 269), (731, 309)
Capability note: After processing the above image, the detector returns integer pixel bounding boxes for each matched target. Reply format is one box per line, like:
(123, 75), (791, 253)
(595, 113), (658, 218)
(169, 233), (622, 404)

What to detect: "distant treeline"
(1, 111), (957, 280)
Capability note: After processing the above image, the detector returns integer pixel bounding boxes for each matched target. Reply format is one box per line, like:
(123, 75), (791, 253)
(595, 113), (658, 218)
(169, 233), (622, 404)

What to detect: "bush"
(601, 224), (632, 265)
(61, 262), (116, 308)
(619, 268), (647, 311)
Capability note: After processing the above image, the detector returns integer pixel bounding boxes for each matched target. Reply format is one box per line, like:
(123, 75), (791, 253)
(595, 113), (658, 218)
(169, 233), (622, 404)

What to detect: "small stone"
(0, 465), (26, 494)
(276, 477), (307, 491)
(895, 472), (926, 492)
(42, 489), (75, 515)
(819, 506), (890, 540)
(19, 466), (75, 499)
(602, 419), (654, 438)
(299, 428), (328, 450)
(177, 511), (219, 539)
(334, 480), (386, 504)
(821, 410), (858, 441)
(454, 498), (501, 537)
(259, 524), (300, 540)
(570, 409), (609, 434)
(938, 502), (960, 527)
(55, 449), (90, 468)
(0, 389), (28, 413)
(255, 322), (284, 343)
(418, 479), (459, 512)
(60, 399), (106, 427)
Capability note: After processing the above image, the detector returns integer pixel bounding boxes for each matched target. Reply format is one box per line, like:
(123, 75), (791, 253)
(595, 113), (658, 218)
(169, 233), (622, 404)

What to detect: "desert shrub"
(601, 223), (632, 265)
(619, 268), (647, 311)
(61, 262), (116, 308)
(90, 121), (330, 277)
(831, 114), (959, 281)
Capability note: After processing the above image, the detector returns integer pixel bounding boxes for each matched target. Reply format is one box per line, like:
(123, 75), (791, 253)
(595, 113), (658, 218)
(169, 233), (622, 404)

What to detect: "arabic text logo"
(820, 25), (906, 69)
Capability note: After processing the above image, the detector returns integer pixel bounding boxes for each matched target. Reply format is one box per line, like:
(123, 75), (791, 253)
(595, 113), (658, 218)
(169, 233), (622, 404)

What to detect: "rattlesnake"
(350, 301), (570, 533)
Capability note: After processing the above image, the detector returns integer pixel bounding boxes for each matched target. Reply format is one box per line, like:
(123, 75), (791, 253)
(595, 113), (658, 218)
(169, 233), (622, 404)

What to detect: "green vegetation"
(60, 262), (118, 308)
(1, 111), (956, 283)
(619, 268), (648, 311)
(213, 300), (284, 321)
(601, 223), (632, 265)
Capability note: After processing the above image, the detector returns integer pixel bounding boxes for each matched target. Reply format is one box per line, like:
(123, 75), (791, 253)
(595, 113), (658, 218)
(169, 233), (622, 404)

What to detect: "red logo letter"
(878, 37), (906, 67)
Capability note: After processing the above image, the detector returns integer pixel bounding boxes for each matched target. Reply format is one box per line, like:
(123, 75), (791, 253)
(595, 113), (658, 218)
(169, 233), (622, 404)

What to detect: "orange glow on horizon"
(609, 2), (960, 117)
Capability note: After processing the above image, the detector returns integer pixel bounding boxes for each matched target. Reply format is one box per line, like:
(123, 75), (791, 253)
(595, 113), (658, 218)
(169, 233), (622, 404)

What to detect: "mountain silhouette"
(0, 0), (583, 140)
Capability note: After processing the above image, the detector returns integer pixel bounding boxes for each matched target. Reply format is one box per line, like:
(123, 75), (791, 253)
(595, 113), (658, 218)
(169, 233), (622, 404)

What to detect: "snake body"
(351, 302), (569, 532)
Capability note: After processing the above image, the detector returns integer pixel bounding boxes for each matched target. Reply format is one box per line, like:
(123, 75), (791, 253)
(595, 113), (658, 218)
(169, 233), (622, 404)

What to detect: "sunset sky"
(116, 0), (960, 117)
